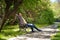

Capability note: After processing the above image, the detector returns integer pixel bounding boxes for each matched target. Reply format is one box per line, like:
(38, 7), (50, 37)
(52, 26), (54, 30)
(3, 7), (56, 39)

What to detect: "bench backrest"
(16, 13), (27, 28)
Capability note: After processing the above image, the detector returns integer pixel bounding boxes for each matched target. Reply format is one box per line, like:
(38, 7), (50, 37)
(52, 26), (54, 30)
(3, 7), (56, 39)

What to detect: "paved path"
(8, 23), (60, 40)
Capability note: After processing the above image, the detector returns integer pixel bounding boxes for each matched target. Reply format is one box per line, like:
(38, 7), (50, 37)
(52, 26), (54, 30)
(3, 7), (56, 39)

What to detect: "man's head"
(18, 13), (22, 16)
(16, 13), (22, 16)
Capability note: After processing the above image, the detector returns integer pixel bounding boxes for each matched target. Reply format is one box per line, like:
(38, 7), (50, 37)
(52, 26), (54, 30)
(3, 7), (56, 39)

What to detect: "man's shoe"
(38, 30), (42, 32)
(31, 31), (36, 33)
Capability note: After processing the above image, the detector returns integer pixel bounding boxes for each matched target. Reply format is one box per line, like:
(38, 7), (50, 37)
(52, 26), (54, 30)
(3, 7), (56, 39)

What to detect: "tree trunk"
(0, 0), (23, 32)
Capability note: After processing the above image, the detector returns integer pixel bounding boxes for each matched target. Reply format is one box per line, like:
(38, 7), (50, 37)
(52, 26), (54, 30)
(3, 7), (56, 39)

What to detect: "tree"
(0, 0), (23, 32)
(0, 0), (39, 32)
(19, 0), (54, 24)
(0, 0), (54, 32)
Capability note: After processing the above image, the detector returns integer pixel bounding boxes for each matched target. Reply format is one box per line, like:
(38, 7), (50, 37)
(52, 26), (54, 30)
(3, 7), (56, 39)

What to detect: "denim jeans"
(25, 23), (41, 32)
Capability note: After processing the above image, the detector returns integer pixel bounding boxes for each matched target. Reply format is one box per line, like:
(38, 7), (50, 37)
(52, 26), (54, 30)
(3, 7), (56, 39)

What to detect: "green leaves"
(1, 0), (54, 24)
(21, 0), (37, 10)
(18, 0), (54, 24)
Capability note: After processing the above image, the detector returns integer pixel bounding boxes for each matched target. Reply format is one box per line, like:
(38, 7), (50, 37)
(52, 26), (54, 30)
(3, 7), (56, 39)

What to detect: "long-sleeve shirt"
(16, 14), (27, 26)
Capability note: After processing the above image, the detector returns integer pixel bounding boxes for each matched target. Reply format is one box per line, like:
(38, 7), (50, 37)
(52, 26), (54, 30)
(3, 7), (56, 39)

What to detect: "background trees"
(0, 0), (54, 32)
(19, 0), (54, 24)
(0, 0), (23, 31)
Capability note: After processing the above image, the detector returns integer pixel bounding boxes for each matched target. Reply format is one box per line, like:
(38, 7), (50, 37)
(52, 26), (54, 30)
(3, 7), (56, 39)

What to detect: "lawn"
(0, 25), (26, 40)
(51, 23), (60, 40)
(0, 24), (48, 40)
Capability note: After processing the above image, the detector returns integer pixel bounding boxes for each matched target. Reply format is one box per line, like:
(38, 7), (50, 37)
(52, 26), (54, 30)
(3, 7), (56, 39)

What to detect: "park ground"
(0, 24), (48, 40)
(0, 23), (60, 40)
(51, 22), (60, 40)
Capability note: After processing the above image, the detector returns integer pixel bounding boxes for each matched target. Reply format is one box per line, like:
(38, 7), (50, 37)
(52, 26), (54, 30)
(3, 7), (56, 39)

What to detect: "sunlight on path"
(8, 28), (58, 40)
(8, 37), (50, 40)
(8, 22), (60, 40)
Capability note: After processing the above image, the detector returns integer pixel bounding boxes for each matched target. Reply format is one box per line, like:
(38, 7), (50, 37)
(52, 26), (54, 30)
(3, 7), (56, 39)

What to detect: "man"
(16, 13), (42, 32)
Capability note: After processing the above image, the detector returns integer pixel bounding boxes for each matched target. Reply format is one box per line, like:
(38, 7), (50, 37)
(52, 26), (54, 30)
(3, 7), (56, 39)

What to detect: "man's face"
(19, 13), (22, 16)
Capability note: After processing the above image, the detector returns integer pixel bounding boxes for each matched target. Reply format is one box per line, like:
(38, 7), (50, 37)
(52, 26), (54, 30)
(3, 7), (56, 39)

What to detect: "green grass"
(35, 24), (48, 28)
(51, 23), (60, 40)
(0, 25), (26, 40)
(0, 24), (48, 40)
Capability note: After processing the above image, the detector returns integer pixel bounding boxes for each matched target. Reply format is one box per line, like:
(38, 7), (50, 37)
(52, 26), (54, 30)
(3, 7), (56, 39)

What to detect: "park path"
(8, 22), (60, 40)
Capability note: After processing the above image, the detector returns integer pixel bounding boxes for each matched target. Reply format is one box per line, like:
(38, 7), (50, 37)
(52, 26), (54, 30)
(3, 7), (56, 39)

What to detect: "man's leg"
(25, 24), (42, 32)
(29, 24), (42, 31)
(25, 24), (35, 32)
(32, 25), (42, 31)
(30, 27), (35, 32)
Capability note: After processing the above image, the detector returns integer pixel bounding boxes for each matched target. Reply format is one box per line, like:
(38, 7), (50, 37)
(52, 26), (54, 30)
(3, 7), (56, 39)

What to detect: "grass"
(0, 24), (48, 40)
(51, 23), (60, 40)
(0, 25), (26, 40)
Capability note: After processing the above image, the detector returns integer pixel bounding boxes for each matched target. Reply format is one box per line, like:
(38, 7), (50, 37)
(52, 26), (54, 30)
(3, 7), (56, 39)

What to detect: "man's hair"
(17, 13), (19, 15)
(19, 13), (22, 16)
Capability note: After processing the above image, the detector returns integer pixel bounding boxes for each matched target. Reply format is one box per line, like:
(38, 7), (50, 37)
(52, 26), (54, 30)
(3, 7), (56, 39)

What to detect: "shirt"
(16, 14), (27, 26)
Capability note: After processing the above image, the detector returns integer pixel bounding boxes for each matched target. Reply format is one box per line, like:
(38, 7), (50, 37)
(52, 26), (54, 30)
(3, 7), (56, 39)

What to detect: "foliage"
(0, 25), (26, 40)
(0, 0), (55, 32)
(19, 0), (54, 24)
(0, 0), (54, 25)
(50, 1), (60, 18)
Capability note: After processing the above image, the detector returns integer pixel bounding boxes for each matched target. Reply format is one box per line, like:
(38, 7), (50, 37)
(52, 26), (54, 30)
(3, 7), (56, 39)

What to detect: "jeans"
(25, 23), (41, 32)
